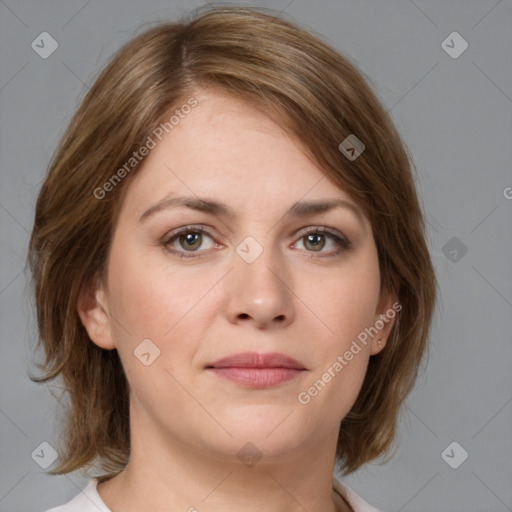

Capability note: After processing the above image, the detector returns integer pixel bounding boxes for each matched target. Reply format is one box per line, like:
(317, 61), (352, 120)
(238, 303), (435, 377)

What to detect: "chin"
(200, 433), (308, 468)
(203, 414), (308, 457)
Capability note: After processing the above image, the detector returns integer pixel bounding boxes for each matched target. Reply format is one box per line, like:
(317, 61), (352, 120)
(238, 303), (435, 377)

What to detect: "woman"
(29, 5), (436, 512)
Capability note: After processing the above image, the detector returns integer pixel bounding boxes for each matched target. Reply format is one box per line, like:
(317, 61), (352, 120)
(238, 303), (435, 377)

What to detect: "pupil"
(181, 233), (201, 250)
(306, 234), (324, 251)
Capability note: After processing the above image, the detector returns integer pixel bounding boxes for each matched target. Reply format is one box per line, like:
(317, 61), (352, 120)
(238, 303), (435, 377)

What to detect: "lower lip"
(208, 367), (304, 388)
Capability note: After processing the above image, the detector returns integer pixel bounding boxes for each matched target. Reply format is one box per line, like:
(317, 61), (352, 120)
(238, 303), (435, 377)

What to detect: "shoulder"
(43, 479), (111, 512)
(332, 475), (383, 512)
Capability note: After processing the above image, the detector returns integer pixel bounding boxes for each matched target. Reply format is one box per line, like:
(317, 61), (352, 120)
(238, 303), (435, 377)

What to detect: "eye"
(162, 225), (218, 259)
(161, 225), (351, 260)
(292, 227), (351, 258)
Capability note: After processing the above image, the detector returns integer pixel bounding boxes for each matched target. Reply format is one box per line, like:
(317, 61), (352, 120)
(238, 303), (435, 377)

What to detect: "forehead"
(115, 89), (362, 225)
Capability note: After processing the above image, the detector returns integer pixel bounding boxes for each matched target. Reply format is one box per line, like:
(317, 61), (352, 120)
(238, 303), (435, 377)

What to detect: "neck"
(96, 409), (351, 512)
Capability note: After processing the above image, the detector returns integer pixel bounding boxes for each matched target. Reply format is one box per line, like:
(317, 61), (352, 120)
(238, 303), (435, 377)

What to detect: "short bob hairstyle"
(28, 5), (437, 477)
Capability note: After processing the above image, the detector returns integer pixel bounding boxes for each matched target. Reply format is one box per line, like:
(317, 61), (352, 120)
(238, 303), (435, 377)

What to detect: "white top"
(44, 476), (382, 512)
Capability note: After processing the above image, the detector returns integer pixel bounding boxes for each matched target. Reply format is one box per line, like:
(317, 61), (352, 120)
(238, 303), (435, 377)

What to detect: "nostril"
(239, 313), (250, 319)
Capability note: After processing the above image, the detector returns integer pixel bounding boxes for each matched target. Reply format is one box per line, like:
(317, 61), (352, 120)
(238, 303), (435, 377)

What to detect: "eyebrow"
(138, 194), (365, 227)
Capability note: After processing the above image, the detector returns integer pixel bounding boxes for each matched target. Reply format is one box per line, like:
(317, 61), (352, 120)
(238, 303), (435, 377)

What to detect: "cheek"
(105, 243), (200, 356)
(296, 250), (380, 408)
(311, 252), (381, 345)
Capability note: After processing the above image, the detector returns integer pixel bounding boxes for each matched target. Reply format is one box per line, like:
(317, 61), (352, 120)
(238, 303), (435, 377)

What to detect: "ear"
(370, 280), (400, 356)
(77, 279), (116, 350)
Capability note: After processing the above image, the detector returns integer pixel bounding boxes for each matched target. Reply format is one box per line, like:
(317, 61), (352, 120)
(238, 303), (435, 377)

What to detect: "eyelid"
(293, 225), (350, 244)
(163, 224), (215, 240)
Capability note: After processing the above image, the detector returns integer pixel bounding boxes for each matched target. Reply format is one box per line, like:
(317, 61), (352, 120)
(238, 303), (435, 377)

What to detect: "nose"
(223, 243), (295, 330)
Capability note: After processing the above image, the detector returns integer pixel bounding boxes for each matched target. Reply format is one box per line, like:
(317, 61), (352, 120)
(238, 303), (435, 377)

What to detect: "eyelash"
(161, 224), (352, 260)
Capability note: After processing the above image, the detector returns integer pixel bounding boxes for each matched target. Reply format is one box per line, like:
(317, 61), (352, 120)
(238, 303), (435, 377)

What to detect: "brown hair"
(28, 5), (437, 477)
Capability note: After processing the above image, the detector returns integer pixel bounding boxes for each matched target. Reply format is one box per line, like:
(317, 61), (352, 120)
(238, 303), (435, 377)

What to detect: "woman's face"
(80, 88), (395, 464)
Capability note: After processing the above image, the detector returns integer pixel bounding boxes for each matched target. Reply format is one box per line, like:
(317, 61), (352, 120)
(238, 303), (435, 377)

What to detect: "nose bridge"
(223, 234), (295, 327)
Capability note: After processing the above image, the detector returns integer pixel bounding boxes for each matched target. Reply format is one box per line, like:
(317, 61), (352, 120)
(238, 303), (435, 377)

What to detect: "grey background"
(1, 0), (511, 511)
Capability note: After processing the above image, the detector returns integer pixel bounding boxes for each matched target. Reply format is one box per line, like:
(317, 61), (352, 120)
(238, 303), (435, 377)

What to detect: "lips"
(206, 352), (306, 370)
(206, 352), (307, 389)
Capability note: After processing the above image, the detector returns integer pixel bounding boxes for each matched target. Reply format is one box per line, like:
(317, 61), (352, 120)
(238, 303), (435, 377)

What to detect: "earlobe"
(77, 282), (116, 350)
(371, 335), (387, 355)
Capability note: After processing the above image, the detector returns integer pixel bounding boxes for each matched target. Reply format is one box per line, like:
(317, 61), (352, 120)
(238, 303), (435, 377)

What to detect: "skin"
(78, 88), (396, 512)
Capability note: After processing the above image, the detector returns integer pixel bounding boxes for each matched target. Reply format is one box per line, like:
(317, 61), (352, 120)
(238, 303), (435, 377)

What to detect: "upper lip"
(206, 352), (306, 370)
